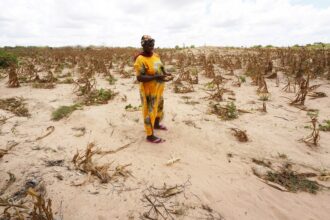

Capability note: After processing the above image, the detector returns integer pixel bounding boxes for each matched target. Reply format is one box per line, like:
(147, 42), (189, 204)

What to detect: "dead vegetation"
(7, 66), (20, 88)
(230, 128), (248, 142)
(0, 142), (17, 159)
(302, 116), (320, 147)
(0, 175), (55, 220)
(209, 102), (238, 120)
(0, 97), (30, 117)
(290, 75), (309, 106)
(141, 179), (224, 220)
(72, 143), (132, 184)
(252, 161), (328, 194)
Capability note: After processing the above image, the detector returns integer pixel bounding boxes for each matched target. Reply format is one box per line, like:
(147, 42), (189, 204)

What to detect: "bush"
(0, 50), (18, 68)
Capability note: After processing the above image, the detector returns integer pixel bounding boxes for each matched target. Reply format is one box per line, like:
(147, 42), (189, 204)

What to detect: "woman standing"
(134, 35), (172, 143)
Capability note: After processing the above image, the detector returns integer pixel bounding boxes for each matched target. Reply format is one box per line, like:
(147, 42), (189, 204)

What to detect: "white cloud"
(0, 0), (329, 47)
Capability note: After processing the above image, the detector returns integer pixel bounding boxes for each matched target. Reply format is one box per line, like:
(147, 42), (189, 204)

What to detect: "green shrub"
(84, 88), (117, 105)
(107, 75), (117, 85)
(0, 50), (18, 68)
(239, 75), (246, 83)
(226, 102), (238, 119)
(51, 104), (81, 121)
(320, 120), (330, 131)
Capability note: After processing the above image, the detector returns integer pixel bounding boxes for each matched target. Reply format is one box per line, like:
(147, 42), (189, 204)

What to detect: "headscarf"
(134, 35), (155, 61)
(141, 35), (155, 47)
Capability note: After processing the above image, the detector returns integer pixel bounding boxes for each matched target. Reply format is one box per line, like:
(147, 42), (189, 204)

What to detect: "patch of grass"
(125, 104), (140, 111)
(0, 97), (30, 117)
(239, 75), (246, 83)
(51, 104), (81, 121)
(226, 102), (238, 119)
(307, 110), (319, 119)
(84, 88), (118, 105)
(266, 168), (321, 194)
(107, 75), (117, 85)
(319, 120), (330, 131)
(259, 93), (270, 101)
(209, 101), (238, 120)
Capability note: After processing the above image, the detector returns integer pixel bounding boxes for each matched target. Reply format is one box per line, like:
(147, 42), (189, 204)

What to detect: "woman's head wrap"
(141, 35), (155, 47)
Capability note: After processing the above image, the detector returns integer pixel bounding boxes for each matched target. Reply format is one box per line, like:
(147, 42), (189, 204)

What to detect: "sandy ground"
(1, 60), (330, 220)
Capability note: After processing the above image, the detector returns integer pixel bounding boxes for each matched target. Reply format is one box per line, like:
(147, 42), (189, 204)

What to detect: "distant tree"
(190, 45), (195, 48)
(175, 45), (180, 50)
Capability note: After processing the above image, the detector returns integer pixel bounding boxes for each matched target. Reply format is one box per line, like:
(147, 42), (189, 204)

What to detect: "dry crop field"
(0, 46), (330, 220)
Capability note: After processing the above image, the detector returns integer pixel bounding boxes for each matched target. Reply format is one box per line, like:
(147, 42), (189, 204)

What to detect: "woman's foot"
(146, 135), (165, 143)
(154, 117), (167, 131)
(154, 124), (168, 130)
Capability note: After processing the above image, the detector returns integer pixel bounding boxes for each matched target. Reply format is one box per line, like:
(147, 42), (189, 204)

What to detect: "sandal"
(147, 137), (166, 143)
(154, 124), (168, 131)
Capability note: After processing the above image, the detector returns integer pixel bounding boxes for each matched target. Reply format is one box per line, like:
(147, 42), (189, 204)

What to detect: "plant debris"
(302, 117), (320, 147)
(209, 102), (238, 120)
(0, 97), (30, 117)
(252, 162), (327, 194)
(230, 128), (248, 142)
(72, 143), (132, 184)
(36, 126), (55, 141)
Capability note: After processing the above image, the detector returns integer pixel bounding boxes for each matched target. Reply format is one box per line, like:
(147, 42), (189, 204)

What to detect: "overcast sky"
(0, 0), (329, 47)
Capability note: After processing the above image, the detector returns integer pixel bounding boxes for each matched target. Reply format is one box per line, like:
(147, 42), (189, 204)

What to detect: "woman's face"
(143, 41), (154, 53)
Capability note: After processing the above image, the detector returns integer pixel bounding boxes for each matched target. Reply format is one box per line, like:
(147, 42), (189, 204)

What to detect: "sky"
(0, 0), (329, 47)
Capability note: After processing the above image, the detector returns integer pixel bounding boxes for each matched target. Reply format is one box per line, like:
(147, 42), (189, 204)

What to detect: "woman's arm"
(137, 74), (165, 82)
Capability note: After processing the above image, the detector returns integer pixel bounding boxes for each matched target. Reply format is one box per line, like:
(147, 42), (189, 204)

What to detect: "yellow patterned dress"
(134, 53), (165, 136)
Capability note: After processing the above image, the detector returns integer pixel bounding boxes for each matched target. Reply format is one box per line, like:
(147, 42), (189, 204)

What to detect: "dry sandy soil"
(1, 49), (330, 220)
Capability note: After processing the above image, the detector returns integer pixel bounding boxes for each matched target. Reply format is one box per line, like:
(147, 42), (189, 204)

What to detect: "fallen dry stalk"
(0, 172), (16, 196)
(230, 128), (248, 142)
(0, 97), (30, 117)
(72, 143), (132, 184)
(36, 126), (55, 141)
(303, 117), (320, 147)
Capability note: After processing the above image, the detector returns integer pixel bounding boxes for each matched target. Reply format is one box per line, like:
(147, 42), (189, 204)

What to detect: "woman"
(134, 35), (172, 143)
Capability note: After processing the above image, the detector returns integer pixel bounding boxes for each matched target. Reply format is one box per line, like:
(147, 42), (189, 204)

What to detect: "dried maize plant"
(207, 75), (226, 102)
(204, 61), (215, 78)
(276, 75), (280, 87)
(7, 65), (20, 88)
(282, 76), (296, 93)
(232, 75), (241, 87)
(72, 143), (132, 184)
(173, 81), (194, 94)
(290, 74), (309, 106)
(262, 101), (267, 112)
(230, 128), (248, 142)
(28, 188), (54, 220)
(73, 67), (96, 96)
(303, 116), (320, 147)
(115, 60), (130, 78)
(176, 67), (198, 84)
(257, 75), (269, 94)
